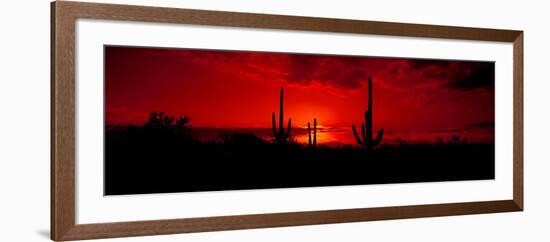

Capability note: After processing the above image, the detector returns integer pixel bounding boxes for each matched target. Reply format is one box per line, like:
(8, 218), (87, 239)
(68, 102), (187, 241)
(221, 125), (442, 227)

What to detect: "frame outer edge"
(513, 32), (524, 210)
(52, 1), (78, 241)
(50, 2), (56, 240)
(59, 200), (520, 241)
(56, 1), (520, 42)
(50, 1), (525, 240)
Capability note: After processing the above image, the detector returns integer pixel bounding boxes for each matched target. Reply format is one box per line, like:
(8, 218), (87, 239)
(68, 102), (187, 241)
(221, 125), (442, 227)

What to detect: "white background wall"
(0, 0), (548, 241)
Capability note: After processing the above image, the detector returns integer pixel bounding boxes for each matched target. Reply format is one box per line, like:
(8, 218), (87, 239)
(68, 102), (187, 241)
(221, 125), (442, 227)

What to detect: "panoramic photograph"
(104, 46), (495, 195)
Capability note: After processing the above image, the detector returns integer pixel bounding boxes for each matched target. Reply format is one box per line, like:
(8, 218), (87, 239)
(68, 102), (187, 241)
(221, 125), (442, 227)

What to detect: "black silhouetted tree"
(448, 135), (467, 145)
(144, 112), (192, 140)
(175, 116), (192, 137)
(144, 112), (169, 129)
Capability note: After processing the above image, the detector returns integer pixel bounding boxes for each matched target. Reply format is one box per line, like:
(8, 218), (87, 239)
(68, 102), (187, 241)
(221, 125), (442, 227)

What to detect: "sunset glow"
(104, 45), (496, 195)
(105, 46), (495, 144)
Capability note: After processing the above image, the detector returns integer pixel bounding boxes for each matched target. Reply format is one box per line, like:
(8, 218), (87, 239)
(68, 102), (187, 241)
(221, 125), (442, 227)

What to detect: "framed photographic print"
(51, 1), (523, 241)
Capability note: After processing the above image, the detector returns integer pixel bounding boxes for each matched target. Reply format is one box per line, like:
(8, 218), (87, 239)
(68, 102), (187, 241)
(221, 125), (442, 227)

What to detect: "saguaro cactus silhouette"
(272, 88), (292, 144)
(352, 77), (384, 149)
(308, 118), (317, 148)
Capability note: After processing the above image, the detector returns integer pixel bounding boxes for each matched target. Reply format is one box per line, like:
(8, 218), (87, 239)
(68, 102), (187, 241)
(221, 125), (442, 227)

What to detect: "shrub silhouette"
(271, 88), (292, 144)
(352, 77), (384, 150)
(143, 112), (192, 141)
(219, 132), (268, 146)
(175, 116), (192, 137)
(448, 135), (467, 145)
(105, 111), (495, 195)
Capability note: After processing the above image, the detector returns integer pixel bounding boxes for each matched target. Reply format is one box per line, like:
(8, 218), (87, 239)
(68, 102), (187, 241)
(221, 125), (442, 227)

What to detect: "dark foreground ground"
(104, 130), (494, 195)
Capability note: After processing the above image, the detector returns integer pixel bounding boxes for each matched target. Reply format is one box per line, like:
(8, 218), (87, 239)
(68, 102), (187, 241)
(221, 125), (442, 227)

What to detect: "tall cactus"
(352, 77), (384, 149)
(308, 118), (317, 148)
(272, 88), (292, 144)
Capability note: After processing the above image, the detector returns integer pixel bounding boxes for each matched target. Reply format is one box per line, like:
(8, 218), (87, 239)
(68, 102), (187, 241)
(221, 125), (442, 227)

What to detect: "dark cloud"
(145, 47), (495, 93)
(444, 62), (495, 90)
(392, 60), (495, 90)
(409, 59), (453, 70)
(466, 121), (495, 129)
(287, 54), (372, 89)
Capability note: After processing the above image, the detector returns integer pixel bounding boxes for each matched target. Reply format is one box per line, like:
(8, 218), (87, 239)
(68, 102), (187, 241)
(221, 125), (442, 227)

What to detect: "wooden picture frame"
(51, 1), (523, 241)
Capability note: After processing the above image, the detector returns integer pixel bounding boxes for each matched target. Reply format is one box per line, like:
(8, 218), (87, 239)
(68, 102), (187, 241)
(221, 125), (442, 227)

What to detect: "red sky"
(105, 46), (494, 138)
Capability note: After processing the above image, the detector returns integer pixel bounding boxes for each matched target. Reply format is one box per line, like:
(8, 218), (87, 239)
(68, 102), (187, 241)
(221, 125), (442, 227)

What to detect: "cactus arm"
(272, 112), (277, 137)
(286, 118), (292, 138)
(313, 118), (317, 147)
(352, 124), (364, 145)
(373, 128), (384, 147)
(279, 88), (284, 134)
(308, 122), (312, 146)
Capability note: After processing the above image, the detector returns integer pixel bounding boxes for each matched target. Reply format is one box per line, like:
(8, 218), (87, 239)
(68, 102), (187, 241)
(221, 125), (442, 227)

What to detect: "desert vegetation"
(105, 78), (494, 195)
